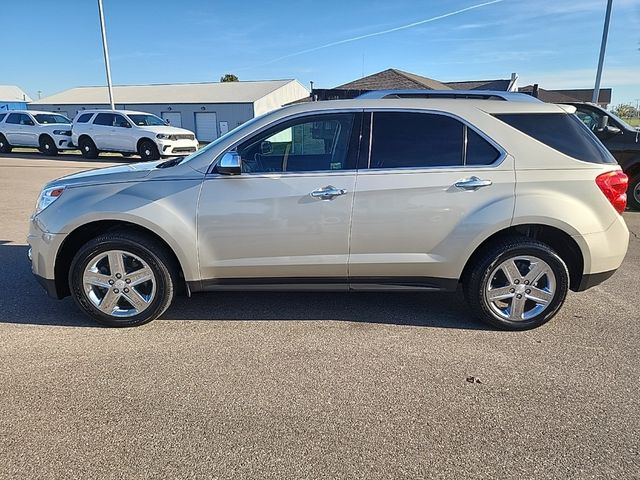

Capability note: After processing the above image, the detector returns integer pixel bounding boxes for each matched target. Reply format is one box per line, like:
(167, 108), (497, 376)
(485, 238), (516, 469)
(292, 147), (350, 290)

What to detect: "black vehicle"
(567, 102), (640, 210)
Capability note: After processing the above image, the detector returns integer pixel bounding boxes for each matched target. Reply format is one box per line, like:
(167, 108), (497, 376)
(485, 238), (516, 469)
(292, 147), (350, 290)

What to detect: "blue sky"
(2, 0), (639, 105)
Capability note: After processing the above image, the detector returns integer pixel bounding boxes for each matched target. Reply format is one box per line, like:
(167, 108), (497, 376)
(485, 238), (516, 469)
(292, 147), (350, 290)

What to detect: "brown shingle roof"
(445, 79), (511, 91)
(518, 85), (578, 103)
(336, 68), (452, 90)
(550, 88), (612, 104)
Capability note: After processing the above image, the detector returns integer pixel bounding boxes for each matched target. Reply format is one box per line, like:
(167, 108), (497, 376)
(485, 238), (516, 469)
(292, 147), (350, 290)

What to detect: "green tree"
(220, 74), (239, 82)
(612, 103), (637, 119)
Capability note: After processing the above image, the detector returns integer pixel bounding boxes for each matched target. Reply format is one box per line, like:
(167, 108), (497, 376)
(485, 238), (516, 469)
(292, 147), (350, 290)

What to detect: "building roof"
(549, 88), (612, 104)
(31, 80), (302, 105)
(445, 79), (512, 91)
(0, 85), (32, 103)
(518, 85), (601, 104)
(335, 68), (452, 91)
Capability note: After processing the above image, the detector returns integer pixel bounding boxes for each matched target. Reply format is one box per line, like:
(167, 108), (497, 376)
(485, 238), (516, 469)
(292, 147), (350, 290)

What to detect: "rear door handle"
(310, 185), (347, 200)
(454, 176), (493, 190)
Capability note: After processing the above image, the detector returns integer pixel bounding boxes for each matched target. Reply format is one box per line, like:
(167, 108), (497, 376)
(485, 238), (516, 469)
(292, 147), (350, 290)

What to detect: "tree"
(612, 103), (637, 119)
(220, 74), (239, 82)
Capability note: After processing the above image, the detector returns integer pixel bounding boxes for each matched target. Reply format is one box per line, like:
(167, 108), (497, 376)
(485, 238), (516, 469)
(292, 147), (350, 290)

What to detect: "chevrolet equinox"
(28, 99), (630, 329)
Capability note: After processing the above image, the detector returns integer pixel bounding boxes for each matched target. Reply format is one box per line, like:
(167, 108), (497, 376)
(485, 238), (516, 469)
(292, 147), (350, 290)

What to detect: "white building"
(29, 80), (309, 142)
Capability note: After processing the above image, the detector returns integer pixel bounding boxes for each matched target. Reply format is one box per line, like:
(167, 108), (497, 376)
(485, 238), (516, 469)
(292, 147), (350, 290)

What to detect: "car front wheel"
(78, 136), (98, 159)
(39, 135), (58, 156)
(464, 237), (569, 330)
(138, 139), (160, 161)
(69, 231), (177, 327)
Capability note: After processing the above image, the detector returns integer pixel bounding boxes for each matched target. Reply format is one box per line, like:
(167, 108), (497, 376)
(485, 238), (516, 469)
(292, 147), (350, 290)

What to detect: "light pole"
(593, 0), (613, 104)
(97, 0), (115, 109)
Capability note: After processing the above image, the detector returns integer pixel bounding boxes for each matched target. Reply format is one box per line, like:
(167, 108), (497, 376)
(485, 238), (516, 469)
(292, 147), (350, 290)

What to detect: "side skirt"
(188, 277), (459, 293)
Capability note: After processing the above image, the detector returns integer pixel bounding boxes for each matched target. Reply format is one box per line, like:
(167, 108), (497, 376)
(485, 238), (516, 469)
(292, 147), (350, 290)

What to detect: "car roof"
(78, 109), (156, 115)
(272, 98), (570, 117)
(356, 90), (542, 103)
(1, 110), (68, 116)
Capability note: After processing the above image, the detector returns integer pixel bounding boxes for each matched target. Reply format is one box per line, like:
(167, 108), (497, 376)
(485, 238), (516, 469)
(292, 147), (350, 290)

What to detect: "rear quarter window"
(495, 113), (616, 164)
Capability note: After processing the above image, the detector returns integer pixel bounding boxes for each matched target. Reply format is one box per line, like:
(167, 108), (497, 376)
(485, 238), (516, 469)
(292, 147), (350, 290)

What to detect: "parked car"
(71, 109), (199, 161)
(0, 110), (73, 155)
(566, 102), (640, 210)
(29, 99), (629, 329)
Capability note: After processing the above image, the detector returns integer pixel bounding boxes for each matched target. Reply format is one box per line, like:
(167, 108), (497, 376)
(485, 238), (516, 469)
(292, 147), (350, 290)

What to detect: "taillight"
(596, 171), (628, 214)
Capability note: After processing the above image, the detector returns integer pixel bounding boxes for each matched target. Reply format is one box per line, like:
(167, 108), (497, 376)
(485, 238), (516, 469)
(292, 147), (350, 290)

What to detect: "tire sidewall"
(69, 237), (173, 327)
(475, 244), (569, 330)
(39, 135), (57, 155)
(79, 137), (98, 159)
(628, 174), (640, 211)
(138, 140), (159, 161)
(0, 134), (11, 153)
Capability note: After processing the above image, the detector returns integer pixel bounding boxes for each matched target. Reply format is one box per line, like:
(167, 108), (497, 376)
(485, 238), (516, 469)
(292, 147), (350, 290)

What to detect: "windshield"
(127, 114), (166, 126)
(34, 114), (71, 124)
(179, 114), (268, 165)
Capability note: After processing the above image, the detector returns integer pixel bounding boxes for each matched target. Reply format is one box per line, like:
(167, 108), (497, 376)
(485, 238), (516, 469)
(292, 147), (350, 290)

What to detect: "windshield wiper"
(156, 157), (183, 169)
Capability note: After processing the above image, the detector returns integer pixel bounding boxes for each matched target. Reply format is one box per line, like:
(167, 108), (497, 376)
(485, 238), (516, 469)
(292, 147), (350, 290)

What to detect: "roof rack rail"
(356, 89), (542, 102)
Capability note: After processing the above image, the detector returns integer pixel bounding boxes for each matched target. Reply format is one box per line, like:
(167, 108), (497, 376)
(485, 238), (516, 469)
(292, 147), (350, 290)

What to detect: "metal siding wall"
(28, 103), (255, 141)
(0, 102), (29, 111)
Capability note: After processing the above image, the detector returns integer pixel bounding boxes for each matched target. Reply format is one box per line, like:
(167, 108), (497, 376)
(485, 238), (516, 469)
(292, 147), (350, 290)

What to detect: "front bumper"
(52, 134), (75, 150)
(27, 215), (66, 298)
(156, 139), (199, 156)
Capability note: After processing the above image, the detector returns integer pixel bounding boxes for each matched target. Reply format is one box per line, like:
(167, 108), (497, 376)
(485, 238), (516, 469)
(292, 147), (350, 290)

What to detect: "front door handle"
(310, 185), (347, 200)
(454, 176), (493, 190)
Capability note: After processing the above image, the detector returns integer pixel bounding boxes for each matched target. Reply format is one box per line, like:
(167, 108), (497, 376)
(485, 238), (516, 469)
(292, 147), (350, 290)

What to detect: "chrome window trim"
(206, 109), (364, 175)
(365, 108), (507, 170)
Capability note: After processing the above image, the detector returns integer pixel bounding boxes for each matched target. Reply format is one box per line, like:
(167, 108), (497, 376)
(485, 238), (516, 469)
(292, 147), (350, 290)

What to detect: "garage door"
(161, 111), (182, 128)
(195, 112), (218, 142)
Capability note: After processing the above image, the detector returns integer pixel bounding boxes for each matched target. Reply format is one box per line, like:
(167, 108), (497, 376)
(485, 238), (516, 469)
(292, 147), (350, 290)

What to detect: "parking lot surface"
(1, 152), (638, 479)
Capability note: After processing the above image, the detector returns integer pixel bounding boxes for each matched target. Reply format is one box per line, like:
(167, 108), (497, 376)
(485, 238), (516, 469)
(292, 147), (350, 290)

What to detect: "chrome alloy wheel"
(485, 255), (556, 322)
(634, 181), (640, 205)
(82, 250), (156, 318)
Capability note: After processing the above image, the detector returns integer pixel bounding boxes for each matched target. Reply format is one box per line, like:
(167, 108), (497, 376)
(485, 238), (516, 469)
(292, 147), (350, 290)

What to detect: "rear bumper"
(575, 269), (617, 292)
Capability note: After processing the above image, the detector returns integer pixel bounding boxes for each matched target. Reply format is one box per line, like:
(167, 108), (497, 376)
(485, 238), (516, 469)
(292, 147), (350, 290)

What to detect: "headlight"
(35, 186), (65, 214)
(53, 130), (72, 136)
(156, 134), (175, 140)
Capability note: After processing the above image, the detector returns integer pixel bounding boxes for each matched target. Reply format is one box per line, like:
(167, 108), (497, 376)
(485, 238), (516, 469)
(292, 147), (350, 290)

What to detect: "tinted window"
(113, 114), (130, 128)
(0, 113), (6, 122)
(93, 113), (115, 126)
(76, 113), (93, 123)
(128, 114), (164, 126)
(235, 113), (357, 173)
(5, 113), (21, 124)
(370, 112), (464, 168)
(495, 113), (615, 164)
(466, 128), (500, 165)
(34, 114), (70, 124)
(6, 113), (33, 125)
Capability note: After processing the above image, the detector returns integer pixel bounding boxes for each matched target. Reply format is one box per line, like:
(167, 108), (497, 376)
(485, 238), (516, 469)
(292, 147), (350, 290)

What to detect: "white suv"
(72, 110), (199, 160)
(29, 99), (629, 329)
(0, 110), (74, 155)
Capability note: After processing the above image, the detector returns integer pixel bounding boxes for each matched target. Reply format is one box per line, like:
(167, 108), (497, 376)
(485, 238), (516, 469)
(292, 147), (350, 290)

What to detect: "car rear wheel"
(69, 231), (177, 327)
(138, 139), (160, 161)
(79, 136), (98, 159)
(628, 173), (640, 211)
(39, 135), (58, 156)
(0, 134), (12, 153)
(463, 237), (569, 330)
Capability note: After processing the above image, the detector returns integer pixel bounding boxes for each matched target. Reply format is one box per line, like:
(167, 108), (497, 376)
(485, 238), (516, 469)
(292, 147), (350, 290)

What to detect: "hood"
(137, 125), (195, 136)
(45, 160), (162, 189)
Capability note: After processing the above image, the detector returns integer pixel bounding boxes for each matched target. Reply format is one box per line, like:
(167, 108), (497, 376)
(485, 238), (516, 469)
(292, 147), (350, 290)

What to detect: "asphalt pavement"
(0, 152), (638, 479)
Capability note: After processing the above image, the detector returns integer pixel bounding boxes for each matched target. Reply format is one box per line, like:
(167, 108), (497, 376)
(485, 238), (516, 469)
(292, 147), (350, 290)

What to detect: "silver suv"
(28, 99), (629, 329)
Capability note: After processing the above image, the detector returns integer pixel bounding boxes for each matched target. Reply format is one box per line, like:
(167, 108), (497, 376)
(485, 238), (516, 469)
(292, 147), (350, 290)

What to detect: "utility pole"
(593, 0), (613, 104)
(97, 0), (115, 109)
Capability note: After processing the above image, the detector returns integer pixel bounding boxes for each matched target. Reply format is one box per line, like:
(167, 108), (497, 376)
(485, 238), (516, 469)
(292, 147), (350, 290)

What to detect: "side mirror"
(597, 116), (621, 135)
(604, 125), (621, 135)
(260, 140), (273, 155)
(164, 119), (170, 125)
(217, 151), (242, 175)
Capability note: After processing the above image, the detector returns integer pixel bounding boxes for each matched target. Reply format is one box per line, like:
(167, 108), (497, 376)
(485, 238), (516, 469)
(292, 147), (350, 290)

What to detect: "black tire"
(463, 236), (569, 330)
(69, 230), (177, 327)
(39, 135), (58, 156)
(138, 139), (160, 161)
(628, 173), (640, 211)
(78, 136), (99, 159)
(0, 134), (12, 153)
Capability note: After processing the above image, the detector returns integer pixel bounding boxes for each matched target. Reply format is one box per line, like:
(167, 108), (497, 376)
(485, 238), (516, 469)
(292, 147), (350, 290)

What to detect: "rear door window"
(93, 113), (116, 126)
(495, 113), (615, 164)
(370, 112), (464, 168)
